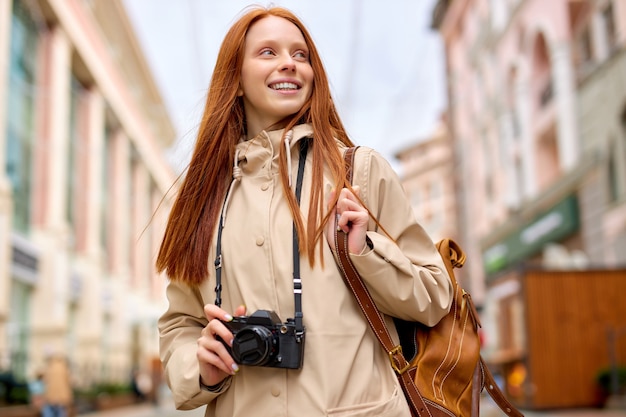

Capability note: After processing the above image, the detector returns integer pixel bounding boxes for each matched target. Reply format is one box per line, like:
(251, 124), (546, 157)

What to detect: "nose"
(280, 55), (296, 72)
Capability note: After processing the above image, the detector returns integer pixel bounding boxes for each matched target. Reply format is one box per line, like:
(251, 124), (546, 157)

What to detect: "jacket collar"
(235, 124), (313, 175)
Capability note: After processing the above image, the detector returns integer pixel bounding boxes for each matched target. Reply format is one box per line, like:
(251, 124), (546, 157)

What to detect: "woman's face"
(239, 15), (314, 137)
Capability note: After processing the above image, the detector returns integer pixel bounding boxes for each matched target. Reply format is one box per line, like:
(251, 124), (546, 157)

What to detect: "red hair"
(156, 6), (354, 285)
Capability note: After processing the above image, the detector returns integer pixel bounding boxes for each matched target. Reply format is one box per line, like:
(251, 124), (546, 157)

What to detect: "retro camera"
(220, 309), (305, 369)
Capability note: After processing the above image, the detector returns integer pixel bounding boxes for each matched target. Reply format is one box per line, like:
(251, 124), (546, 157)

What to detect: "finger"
(233, 304), (246, 317)
(199, 323), (238, 373)
(206, 318), (234, 346)
(204, 304), (234, 322)
(197, 340), (235, 376)
(337, 189), (365, 211)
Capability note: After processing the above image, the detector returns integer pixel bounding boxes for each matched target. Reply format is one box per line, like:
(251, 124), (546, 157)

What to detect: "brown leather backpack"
(334, 147), (523, 417)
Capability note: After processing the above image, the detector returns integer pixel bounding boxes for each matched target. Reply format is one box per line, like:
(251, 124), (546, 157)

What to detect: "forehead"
(245, 15), (306, 45)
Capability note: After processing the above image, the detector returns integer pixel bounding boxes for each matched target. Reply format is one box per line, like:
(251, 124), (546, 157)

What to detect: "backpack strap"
(336, 147), (430, 417)
(336, 147), (524, 417)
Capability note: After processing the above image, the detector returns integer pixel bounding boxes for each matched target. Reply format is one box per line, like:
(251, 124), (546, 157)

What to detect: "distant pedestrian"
(42, 355), (73, 417)
(131, 368), (152, 402)
(28, 371), (45, 414)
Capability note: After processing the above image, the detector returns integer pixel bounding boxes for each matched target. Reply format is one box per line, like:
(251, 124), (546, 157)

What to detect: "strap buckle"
(389, 345), (411, 375)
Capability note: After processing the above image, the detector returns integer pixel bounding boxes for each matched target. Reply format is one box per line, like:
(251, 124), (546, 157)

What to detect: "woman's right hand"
(197, 304), (246, 387)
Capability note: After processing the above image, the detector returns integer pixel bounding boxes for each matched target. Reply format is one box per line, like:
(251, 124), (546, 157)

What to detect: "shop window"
(7, 281), (32, 381)
(6, 0), (38, 233)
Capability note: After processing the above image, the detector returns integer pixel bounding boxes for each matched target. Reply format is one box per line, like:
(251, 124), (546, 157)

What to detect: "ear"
(237, 86), (244, 97)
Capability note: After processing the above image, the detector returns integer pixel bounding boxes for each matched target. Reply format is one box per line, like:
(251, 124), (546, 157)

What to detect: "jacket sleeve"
(347, 147), (453, 326)
(158, 280), (231, 409)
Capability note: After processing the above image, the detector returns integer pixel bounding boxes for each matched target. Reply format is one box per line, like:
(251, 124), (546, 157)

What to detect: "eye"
(293, 50), (309, 61)
(260, 48), (275, 56)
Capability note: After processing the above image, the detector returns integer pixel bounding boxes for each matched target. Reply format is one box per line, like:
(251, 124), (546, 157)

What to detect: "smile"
(269, 82), (300, 91)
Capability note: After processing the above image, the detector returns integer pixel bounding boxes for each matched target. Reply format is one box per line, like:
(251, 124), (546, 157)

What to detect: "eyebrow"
(249, 38), (308, 49)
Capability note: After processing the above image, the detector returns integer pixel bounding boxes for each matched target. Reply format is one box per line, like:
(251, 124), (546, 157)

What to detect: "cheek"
(303, 69), (314, 98)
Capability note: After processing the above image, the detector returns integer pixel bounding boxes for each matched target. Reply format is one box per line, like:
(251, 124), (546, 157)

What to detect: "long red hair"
(156, 6), (355, 285)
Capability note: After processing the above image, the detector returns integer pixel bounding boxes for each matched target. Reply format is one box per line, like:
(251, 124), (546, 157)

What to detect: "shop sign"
(483, 195), (579, 275)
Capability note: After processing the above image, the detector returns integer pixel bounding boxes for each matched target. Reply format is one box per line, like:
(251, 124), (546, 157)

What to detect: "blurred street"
(2, 1), (626, 416)
(80, 389), (205, 417)
(76, 393), (626, 417)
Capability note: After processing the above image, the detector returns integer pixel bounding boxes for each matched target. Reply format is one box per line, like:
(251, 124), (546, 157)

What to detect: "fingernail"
(232, 363), (239, 373)
(224, 314), (233, 321)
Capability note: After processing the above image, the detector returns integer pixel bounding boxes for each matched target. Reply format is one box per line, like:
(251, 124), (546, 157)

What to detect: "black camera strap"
(214, 137), (309, 340)
(292, 139), (308, 339)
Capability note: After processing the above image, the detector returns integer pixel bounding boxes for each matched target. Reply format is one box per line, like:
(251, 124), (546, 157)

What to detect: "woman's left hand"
(325, 186), (369, 255)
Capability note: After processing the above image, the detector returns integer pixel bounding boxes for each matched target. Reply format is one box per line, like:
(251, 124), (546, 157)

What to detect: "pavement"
(480, 395), (626, 417)
(77, 385), (205, 417)
(79, 390), (626, 417)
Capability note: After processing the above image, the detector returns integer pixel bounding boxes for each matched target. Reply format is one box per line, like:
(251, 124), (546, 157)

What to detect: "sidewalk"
(78, 390), (626, 417)
(79, 388), (205, 417)
(481, 396), (626, 417)
(80, 401), (205, 417)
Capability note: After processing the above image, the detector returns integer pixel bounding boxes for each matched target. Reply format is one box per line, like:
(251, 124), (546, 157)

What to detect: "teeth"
(270, 82), (298, 90)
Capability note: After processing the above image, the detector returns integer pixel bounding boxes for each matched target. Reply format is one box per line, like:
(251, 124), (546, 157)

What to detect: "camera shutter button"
(271, 386), (281, 397)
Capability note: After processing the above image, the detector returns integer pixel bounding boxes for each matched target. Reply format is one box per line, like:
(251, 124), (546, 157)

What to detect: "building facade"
(0, 0), (176, 394)
(432, 0), (626, 406)
(395, 114), (461, 268)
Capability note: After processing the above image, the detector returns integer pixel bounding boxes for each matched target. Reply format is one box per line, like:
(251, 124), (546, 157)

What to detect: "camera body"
(221, 309), (305, 369)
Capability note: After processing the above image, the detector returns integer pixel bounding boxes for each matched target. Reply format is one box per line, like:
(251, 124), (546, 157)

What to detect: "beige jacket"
(159, 124), (453, 417)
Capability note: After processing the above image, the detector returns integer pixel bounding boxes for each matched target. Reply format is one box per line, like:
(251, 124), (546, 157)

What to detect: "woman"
(157, 6), (452, 417)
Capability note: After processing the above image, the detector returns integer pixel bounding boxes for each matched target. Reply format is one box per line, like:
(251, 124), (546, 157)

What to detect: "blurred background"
(0, 0), (625, 416)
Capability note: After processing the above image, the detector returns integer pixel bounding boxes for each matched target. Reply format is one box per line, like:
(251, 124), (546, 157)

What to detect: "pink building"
(432, 0), (626, 408)
(0, 0), (176, 395)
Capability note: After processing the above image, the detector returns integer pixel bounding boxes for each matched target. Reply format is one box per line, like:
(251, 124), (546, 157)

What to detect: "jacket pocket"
(326, 387), (410, 417)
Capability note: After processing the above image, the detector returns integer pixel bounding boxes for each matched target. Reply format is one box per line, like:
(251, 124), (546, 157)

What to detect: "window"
(602, 2), (617, 52)
(577, 27), (593, 67)
(608, 139), (619, 203)
(6, 1), (38, 233)
(67, 77), (86, 244)
(8, 280), (32, 380)
(539, 78), (553, 107)
(482, 132), (494, 202)
(101, 124), (112, 268)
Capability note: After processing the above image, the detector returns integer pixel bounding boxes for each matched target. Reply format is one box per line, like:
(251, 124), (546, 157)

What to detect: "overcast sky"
(122, 0), (446, 172)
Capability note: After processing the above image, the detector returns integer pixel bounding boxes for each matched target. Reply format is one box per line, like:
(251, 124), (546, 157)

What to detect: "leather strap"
(481, 358), (524, 417)
(335, 147), (524, 417)
(335, 147), (430, 417)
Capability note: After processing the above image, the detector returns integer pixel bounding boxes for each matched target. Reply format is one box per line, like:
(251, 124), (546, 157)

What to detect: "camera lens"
(231, 326), (276, 366)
